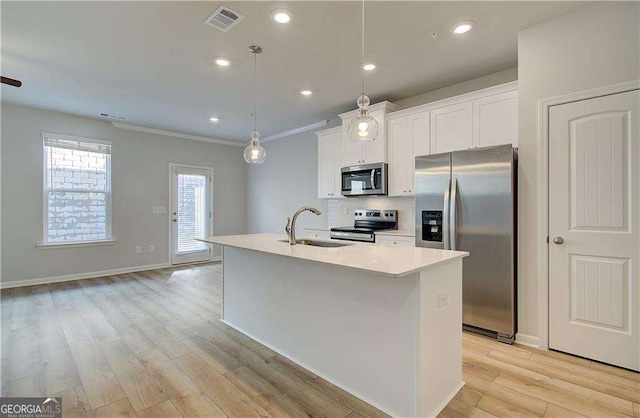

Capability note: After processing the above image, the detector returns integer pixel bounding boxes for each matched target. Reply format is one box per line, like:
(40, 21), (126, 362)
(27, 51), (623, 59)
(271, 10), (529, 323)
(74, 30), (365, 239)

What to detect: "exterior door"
(170, 166), (212, 265)
(549, 90), (639, 371)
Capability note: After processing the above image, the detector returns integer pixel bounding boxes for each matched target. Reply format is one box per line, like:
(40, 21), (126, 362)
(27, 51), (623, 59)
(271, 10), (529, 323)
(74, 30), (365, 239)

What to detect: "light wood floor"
(1, 264), (638, 418)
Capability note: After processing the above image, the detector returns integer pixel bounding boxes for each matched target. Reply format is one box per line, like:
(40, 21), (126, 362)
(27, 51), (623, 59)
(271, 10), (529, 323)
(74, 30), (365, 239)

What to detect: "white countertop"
(199, 233), (467, 278)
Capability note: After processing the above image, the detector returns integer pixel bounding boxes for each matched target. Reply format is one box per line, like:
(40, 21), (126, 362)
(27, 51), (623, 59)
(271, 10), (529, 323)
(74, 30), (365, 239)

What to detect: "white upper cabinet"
(340, 102), (399, 166)
(430, 102), (473, 154)
(388, 110), (429, 196)
(472, 90), (518, 148)
(316, 127), (343, 199)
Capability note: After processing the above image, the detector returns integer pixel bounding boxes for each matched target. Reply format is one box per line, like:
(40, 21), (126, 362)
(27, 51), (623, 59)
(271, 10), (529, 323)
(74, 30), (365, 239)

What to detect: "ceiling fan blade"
(1, 76), (22, 88)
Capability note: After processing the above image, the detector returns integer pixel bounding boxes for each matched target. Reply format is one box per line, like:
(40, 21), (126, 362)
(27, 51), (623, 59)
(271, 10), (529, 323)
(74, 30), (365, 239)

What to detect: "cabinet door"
(364, 110), (386, 163)
(333, 133), (344, 197)
(318, 135), (336, 198)
(408, 111), (430, 195)
(430, 102), (473, 154)
(473, 91), (518, 148)
(343, 118), (367, 165)
(377, 236), (414, 246)
(387, 117), (410, 196)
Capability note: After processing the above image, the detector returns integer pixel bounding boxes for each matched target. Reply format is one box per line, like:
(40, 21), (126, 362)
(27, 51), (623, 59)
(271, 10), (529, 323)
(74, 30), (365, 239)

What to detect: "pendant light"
(244, 45), (267, 164)
(347, 0), (379, 144)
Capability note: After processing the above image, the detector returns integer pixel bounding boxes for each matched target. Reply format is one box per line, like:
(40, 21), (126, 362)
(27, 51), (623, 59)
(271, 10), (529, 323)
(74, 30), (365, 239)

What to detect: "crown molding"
(261, 120), (329, 142)
(111, 122), (244, 147)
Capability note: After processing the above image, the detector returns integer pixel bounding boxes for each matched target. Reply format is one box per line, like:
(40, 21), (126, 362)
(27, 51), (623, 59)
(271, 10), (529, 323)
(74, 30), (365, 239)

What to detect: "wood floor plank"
(476, 394), (541, 417)
(544, 403), (588, 418)
(463, 371), (548, 416)
(81, 371), (127, 410)
(146, 363), (201, 399)
(58, 308), (94, 344)
(171, 393), (227, 418)
(173, 352), (270, 418)
(110, 359), (168, 412)
(54, 386), (92, 418)
(227, 345), (352, 418)
(69, 339), (111, 383)
(94, 398), (138, 417)
(40, 332), (82, 394)
(137, 399), (183, 418)
(136, 348), (175, 374)
(442, 399), (498, 417)
(489, 349), (640, 404)
(463, 333), (533, 359)
(225, 365), (312, 418)
(591, 361), (640, 382)
(3, 373), (45, 397)
(454, 386), (484, 407)
(6, 326), (41, 381)
(98, 339), (137, 370)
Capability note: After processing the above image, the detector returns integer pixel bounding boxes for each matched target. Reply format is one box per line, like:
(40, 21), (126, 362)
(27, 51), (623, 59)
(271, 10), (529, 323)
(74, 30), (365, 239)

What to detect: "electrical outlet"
(148, 244), (155, 253)
(343, 207), (349, 215)
(153, 207), (166, 214)
(437, 293), (448, 308)
(135, 246), (142, 254)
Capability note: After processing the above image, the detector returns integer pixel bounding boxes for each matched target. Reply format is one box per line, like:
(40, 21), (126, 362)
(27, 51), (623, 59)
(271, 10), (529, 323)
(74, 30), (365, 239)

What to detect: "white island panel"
(221, 245), (463, 417)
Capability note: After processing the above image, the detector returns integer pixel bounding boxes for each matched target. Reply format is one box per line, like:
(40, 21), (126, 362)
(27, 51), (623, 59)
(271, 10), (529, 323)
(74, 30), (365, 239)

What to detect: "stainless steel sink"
(278, 239), (354, 248)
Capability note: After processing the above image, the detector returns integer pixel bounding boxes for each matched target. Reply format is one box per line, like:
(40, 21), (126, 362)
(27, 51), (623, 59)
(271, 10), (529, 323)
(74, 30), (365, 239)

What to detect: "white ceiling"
(1, 1), (585, 143)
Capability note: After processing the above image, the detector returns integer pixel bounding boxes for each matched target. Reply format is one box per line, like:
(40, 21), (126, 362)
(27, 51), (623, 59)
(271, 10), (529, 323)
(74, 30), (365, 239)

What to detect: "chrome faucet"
(285, 206), (322, 245)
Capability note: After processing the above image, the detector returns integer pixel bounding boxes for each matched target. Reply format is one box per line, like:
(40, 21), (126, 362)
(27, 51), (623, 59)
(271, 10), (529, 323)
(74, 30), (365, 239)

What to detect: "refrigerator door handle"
(443, 178), (451, 250)
(450, 178), (458, 250)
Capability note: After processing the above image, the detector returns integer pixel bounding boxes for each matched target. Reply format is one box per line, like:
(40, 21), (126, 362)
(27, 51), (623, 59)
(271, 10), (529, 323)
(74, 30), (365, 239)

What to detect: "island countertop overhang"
(198, 233), (468, 278)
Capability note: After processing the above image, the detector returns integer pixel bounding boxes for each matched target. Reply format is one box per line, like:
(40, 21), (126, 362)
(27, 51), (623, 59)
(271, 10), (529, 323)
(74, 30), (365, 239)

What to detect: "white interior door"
(549, 89), (639, 371)
(171, 166), (212, 265)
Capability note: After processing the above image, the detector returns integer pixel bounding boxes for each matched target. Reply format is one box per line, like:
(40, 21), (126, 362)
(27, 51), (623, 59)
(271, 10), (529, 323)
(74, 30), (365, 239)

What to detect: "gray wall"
(517, 1), (640, 340)
(246, 123), (341, 234)
(1, 103), (247, 284)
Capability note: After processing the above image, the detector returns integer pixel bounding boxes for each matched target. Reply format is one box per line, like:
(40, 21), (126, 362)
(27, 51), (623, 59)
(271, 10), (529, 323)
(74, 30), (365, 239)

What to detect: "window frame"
(41, 132), (113, 247)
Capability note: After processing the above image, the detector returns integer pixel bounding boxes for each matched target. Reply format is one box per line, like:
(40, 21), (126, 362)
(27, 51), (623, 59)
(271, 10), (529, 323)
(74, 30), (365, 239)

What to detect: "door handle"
(450, 178), (458, 251)
(173, 219), (177, 222)
(370, 169), (376, 190)
(443, 178), (451, 250)
(552, 236), (564, 245)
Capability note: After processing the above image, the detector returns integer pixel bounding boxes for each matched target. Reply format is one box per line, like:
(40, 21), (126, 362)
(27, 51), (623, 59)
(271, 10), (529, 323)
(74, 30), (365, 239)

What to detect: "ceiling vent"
(98, 112), (127, 121)
(205, 5), (244, 32)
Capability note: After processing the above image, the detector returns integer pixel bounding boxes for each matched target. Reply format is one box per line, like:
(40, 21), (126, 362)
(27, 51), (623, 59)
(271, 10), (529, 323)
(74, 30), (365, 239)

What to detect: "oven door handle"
(371, 169), (376, 190)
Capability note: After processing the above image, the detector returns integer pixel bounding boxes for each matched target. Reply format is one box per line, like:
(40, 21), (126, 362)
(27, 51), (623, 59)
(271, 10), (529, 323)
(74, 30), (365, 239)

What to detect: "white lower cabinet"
(388, 110), (429, 197)
(316, 127), (343, 198)
(377, 235), (414, 246)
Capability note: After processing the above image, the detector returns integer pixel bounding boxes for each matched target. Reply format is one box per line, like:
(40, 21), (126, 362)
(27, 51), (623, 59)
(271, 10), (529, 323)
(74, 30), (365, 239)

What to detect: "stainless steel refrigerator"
(415, 144), (517, 343)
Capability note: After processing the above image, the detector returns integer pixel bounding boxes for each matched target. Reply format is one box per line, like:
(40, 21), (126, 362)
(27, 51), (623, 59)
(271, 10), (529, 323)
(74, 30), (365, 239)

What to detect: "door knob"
(552, 236), (564, 245)
(173, 219), (177, 222)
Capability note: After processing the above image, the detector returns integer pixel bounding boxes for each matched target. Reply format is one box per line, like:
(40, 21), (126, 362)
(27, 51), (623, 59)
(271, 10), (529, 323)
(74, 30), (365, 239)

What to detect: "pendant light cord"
(253, 51), (257, 135)
(361, 0), (365, 98)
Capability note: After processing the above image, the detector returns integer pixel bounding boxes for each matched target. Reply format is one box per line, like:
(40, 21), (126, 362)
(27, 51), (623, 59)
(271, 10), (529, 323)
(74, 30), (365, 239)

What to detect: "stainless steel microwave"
(341, 162), (388, 197)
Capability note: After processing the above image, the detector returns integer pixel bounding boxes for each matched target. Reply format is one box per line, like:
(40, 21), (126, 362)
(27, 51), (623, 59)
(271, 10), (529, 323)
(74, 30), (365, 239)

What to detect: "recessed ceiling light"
(213, 57), (231, 67)
(209, 117), (219, 123)
(271, 9), (293, 24)
(451, 21), (474, 35)
(300, 89), (313, 96)
(362, 62), (377, 71)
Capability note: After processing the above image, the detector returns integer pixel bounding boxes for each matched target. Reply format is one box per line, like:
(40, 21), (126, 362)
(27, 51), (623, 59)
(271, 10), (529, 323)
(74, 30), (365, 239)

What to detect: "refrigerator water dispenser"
(421, 211), (442, 242)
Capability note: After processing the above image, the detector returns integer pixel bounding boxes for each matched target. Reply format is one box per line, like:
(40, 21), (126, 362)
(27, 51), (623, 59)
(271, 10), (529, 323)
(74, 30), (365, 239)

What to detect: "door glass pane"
(177, 174), (208, 253)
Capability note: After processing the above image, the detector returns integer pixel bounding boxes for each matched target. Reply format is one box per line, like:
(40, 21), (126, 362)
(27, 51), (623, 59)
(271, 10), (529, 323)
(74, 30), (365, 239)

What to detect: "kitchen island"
(199, 233), (468, 417)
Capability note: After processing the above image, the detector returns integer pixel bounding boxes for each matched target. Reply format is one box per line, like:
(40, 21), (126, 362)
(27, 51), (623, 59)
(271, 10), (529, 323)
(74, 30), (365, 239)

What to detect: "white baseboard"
(0, 263), (170, 289)
(515, 333), (540, 348)
(211, 256), (222, 262)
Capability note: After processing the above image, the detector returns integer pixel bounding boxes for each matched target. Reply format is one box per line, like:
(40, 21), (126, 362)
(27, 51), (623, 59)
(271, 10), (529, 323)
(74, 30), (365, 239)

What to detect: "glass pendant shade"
(243, 134), (266, 164)
(347, 95), (379, 143)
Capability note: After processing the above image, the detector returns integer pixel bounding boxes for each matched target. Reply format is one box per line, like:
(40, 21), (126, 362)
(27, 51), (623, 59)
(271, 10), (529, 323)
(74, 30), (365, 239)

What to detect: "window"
(42, 133), (112, 244)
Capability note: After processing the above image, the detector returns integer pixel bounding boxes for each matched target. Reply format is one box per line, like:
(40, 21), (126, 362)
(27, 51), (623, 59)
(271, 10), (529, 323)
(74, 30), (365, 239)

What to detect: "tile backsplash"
(327, 196), (415, 230)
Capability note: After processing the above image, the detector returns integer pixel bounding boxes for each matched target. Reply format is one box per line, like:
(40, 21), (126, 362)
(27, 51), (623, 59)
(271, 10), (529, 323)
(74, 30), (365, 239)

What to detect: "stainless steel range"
(330, 209), (398, 243)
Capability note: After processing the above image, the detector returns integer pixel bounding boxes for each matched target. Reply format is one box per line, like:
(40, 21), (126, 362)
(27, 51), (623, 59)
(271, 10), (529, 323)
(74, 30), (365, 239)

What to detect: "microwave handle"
(370, 169), (376, 189)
